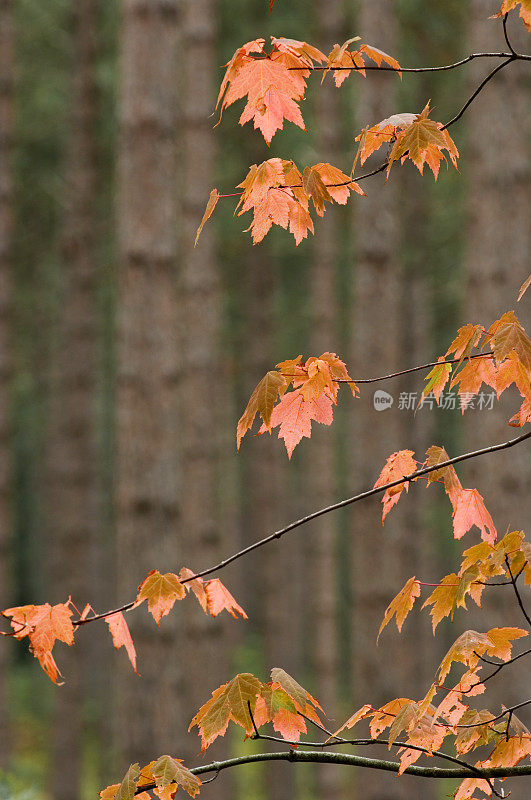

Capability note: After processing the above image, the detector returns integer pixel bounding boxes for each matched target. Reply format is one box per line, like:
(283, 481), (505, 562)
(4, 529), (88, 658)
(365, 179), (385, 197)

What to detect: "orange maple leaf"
(454, 775), (492, 800)
(386, 102), (459, 180)
(136, 570), (186, 625)
(452, 488), (497, 544)
(449, 356), (497, 410)
(353, 113), (416, 168)
(369, 698), (412, 738)
(518, 272), (531, 301)
(424, 445), (463, 507)
(485, 310), (531, 371)
(189, 673), (266, 750)
(326, 38), (401, 88)
(259, 389), (334, 458)
(438, 630), (493, 683)
(151, 755), (202, 798)
(194, 188), (219, 247)
(236, 158), (363, 245)
(509, 398), (531, 427)
(491, 0), (531, 31)
(204, 579), (247, 619)
(217, 37), (325, 144)
(496, 350), (531, 400)
(327, 704), (373, 739)
(438, 627), (527, 683)
(3, 601), (74, 683)
(422, 571), (481, 633)
(311, 162), (364, 203)
(374, 450), (418, 522)
(270, 667), (324, 716)
(105, 611), (138, 674)
(179, 567), (208, 613)
(445, 324), (484, 363)
(378, 576), (420, 640)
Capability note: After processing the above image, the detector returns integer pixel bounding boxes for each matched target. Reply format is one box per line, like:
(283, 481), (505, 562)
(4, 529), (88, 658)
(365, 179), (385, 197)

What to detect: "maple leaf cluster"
(100, 755), (201, 800)
(372, 525), (531, 795)
(353, 101), (459, 180)
(375, 444), (497, 544)
(421, 311), (531, 424)
(101, 668), (324, 799)
(216, 37), (326, 145)
(2, 569), (245, 682)
(237, 311), (531, 459)
(380, 528), (531, 637)
(216, 36), (401, 146)
(189, 667), (323, 750)
(195, 36), (461, 246)
(237, 352), (358, 457)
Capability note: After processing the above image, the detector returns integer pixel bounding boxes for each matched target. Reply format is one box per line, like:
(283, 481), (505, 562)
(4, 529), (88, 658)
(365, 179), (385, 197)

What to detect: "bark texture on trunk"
(244, 254), (296, 800)
(308, 2), (345, 798)
(115, 0), (181, 766)
(349, 2), (431, 797)
(464, 1), (530, 723)
(179, 2), (231, 789)
(0, 0), (15, 769)
(46, 3), (100, 796)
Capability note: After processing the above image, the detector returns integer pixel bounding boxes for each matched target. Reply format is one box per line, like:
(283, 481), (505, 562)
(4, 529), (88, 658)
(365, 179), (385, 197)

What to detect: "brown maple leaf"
(136, 571), (186, 625)
(386, 102), (459, 180)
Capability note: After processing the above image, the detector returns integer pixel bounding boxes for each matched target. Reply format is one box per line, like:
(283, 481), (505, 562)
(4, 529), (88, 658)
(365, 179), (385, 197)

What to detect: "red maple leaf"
(259, 390), (334, 457)
(452, 489), (497, 544)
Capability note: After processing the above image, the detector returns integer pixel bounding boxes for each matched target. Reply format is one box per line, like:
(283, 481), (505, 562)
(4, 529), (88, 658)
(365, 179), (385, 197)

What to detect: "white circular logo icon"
(373, 390), (394, 411)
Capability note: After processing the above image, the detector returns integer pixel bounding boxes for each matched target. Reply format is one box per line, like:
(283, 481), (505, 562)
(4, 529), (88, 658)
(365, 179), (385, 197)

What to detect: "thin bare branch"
(183, 430), (531, 583)
(443, 58), (514, 130)
(506, 557), (531, 629)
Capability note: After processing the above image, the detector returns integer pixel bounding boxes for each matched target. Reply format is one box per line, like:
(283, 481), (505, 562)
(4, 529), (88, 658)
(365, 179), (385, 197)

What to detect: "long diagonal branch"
(184, 430), (530, 583)
(69, 429), (531, 630)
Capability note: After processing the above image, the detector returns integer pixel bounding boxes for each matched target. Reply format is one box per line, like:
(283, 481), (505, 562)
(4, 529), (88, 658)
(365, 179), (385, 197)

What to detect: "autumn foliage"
(2, 2), (531, 800)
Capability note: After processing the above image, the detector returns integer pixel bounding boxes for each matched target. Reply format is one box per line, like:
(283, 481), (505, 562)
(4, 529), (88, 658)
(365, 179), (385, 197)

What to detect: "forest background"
(0, 0), (529, 799)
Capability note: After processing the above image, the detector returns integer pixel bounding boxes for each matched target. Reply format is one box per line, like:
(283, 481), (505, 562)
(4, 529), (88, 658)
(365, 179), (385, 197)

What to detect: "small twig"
(280, 51), (522, 73)
(297, 709), (336, 738)
(505, 557), (531, 629)
(200, 769), (221, 785)
(454, 700), (531, 729)
(506, 710), (513, 742)
(503, 14), (518, 58)
(443, 57), (514, 130)
(248, 700), (260, 738)
(338, 353), (491, 385)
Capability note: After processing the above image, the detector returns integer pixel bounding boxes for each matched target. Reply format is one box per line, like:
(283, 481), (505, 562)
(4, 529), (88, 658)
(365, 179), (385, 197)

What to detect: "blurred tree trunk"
(308, 2), (344, 799)
(46, 3), (100, 797)
(349, 2), (432, 798)
(179, 2), (231, 790)
(0, 0), (14, 769)
(242, 253), (296, 800)
(464, 1), (530, 715)
(115, 0), (181, 766)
